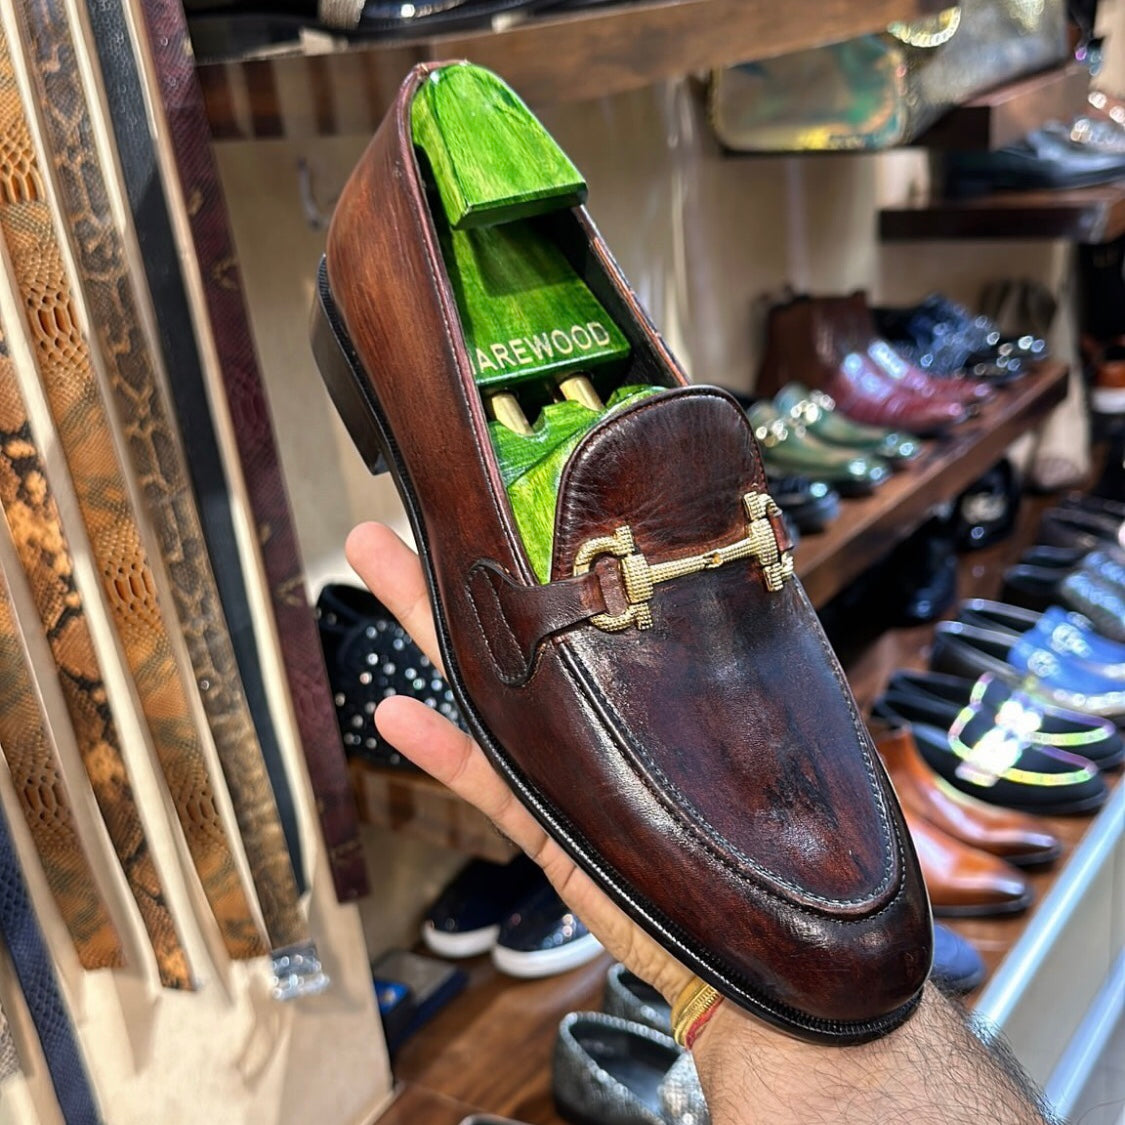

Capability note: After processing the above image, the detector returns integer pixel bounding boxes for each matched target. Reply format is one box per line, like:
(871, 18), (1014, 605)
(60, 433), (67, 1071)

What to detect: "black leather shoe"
(766, 473), (840, 534)
(317, 583), (465, 769)
(422, 855), (545, 958)
(1038, 507), (1124, 553)
(881, 668), (1123, 770)
(909, 720), (1106, 816)
(492, 882), (603, 978)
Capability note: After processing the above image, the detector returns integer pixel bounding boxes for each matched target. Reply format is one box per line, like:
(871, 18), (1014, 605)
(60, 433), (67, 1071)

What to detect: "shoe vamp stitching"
(558, 600), (898, 911)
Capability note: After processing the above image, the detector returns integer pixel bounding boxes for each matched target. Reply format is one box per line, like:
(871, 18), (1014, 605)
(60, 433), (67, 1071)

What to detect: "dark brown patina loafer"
(311, 61), (931, 1044)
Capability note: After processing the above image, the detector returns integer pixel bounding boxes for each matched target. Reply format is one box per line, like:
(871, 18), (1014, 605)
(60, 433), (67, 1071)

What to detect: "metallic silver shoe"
(552, 1012), (709, 1125)
(603, 963), (672, 1034)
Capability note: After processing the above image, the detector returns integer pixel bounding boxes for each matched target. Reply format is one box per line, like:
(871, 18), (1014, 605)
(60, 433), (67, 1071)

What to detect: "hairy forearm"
(692, 984), (1053, 1125)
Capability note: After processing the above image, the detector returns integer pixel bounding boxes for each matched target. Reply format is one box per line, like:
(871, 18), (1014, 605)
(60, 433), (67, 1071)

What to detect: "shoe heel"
(310, 257), (389, 476)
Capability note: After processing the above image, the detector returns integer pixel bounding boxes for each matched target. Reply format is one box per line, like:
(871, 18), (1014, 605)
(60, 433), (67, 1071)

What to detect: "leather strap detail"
(0, 569), (125, 972)
(0, 798), (103, 1120)
(131, 0), (368, 902)
(18, 0), (311, 955)
(0, 23), (211, 984)
(466, 558), (624, 684)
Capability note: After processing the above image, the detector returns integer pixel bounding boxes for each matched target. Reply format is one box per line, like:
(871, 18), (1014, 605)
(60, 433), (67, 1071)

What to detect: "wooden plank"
(351, 761), (517, 864)
(198, 0), (950, 140)
(914, 63), (1091, 151)
(795, 362), (1069, 606)
(880, 183), (1125, 243)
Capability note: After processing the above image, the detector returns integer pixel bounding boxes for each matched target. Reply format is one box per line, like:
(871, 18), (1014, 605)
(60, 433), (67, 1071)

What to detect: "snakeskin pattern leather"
(0, 561), (124, 971)
(18, 0), (309, 954)
(0, 25), (210, 985)
(0, 994), (17, 1081)
(0, 313), (184, 984)
(132, 0), (368, 902)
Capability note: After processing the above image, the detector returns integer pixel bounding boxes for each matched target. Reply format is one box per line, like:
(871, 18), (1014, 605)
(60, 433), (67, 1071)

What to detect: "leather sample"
(0, 795), (103, 1121)
(77, 0), (304, 889)
(0, 309), (187, 984)
(128, 0), (366, 902)
(20, 0), (311, 958)
(0, 23), (256, 975)
(0, 571), (124, 970)
(316, 63), (931, 1044)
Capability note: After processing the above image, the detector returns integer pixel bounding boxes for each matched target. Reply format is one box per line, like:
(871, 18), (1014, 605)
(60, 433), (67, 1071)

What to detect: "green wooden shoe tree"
(411, 63), (659, 580)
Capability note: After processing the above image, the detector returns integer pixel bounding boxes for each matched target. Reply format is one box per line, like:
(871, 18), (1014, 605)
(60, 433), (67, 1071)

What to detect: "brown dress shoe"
(756, 297), (967, 435)
(315, 61), (931, 1044)
(874, 725), (1061, 867)
(826, 292), (993, 410)
(903, 809), (1033, 916)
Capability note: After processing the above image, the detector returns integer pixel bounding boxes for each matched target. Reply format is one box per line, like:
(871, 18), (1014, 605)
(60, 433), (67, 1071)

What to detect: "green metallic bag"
(709, 1), (1068, 151)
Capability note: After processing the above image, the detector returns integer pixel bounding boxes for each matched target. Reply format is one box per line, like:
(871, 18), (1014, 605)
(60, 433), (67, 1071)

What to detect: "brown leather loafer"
(903, 809), (1033, 917)
(874, 725), (1061, 867)
(313, 61), (931, 1044)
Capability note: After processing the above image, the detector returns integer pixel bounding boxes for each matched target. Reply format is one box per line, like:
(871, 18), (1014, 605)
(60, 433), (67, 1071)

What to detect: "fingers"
(375, 694), (551, 861)
(345, 521), (443, 673)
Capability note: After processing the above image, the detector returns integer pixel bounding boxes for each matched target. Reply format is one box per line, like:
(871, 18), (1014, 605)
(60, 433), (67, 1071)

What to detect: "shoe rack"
(881, 181), (1125, 243)
(196, 9), (1121, 1122)
(196, 0), (952, 142)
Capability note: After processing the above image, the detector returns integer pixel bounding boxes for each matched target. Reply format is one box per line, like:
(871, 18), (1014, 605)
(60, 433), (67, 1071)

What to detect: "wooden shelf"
(880, 182), (1125, 243)
(198, 0), (950, 140)
(350, 362), (1068, 859)
(794, 361), (1068, 607)
(911, 63), (1090, 151)
(351, 761), (517, 864)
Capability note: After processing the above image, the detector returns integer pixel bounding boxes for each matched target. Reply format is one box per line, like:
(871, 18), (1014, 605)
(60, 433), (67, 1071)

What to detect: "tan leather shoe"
(874, 725), (1061, 867)
(903, 808), (1032, 917)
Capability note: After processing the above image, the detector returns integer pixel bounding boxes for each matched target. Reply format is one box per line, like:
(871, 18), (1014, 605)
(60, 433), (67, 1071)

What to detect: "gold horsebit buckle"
(572, 491), (794, 633)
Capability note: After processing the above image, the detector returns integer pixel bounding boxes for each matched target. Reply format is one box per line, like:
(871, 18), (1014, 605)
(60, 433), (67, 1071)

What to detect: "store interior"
(0, 1), (1123, 1123)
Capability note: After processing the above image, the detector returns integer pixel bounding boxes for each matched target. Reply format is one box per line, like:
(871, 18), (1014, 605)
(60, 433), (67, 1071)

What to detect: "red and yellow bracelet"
(671, 976), (724, 1050)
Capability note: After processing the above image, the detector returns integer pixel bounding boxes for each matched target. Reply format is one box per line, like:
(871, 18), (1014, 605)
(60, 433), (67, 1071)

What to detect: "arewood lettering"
(474, 321), (612, 373)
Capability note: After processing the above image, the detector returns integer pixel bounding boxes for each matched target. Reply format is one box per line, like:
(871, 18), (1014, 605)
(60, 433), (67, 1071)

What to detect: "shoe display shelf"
(909, 61), (1092, 151)
(880, 182), (1125, 243)
(196, 0), (951, 141)
(362, 491), (1123, 1125)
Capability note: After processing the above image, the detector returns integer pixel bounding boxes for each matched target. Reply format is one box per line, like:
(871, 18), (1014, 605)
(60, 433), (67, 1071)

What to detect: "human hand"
(345, 520), (695, 1006)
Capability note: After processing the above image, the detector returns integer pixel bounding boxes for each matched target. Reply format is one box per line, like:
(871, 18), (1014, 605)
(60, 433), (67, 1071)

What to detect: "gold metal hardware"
(572, 491), (794, 633)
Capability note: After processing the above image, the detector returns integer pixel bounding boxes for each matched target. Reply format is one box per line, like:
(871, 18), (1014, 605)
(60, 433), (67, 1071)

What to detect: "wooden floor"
(376, 488), (1115, 1125)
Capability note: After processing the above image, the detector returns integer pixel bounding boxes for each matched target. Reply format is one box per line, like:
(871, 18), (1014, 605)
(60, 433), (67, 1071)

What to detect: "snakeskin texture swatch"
(15, 0), (315, 955)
